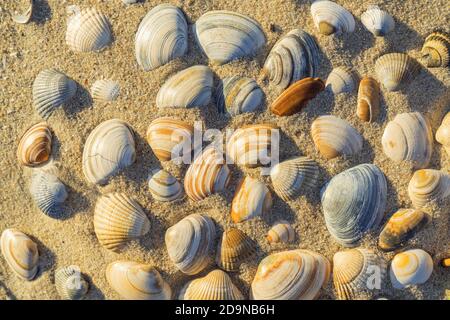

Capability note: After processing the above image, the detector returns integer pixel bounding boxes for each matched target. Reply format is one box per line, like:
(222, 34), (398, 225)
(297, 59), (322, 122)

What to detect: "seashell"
(421, 31), (450, 68)
(357, 77), (380, 122)
(94, 193), (150, 252)
(216, 76), (263, 116)
(55, 266), (89, 300)
(311, 115), (363, 159)
(32, 69), (77, 119)
(106, 261), (171, 300)
(82, 119), (135, 185)
(65, 8), (112, 52)
(11, 0), (33, 24)
(156, 65), (213, 109)
(325, 67), (358, 94)
(361, 5), (395, 37)
(148, 169), (183, 202)
(91, 80), (120, 102)
(378, 209), (430, 252)
(267, 220), (295, 244)
(17, 122), (52, 167)
(184, 147), (231, 201)
(375, 53), (420, 92)
(216, 228), (255, 272)
(436, 250), (450, 268)
(270, 156), (319, 201)
(271, 77), (325, 116)
(310, 0), (355, 35)
(135, 4), (188, 71)
(390, 249), (433, 289)
(381, 112), (433, 169)
(122, 0), (138, 4)
(333, 249), (386, 300)
(436, 112), (450, 156)
(262, 29), (320, 89)
(407, 169), (450, 208)
(0, 229), (39, 281)
(194, 10), (265, 65)
(165, 214), (216, 275)
(179, 269), (244, 300)
(321, 164), (387, 247)
(251, 249), (330, 300)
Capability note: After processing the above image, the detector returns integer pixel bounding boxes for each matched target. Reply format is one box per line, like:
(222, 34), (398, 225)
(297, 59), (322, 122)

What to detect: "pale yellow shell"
(148, 169), (183, 202)
(216, 228), (255, 271)
(17, 122), (52, 167)
(325, 66), (358, 94)
(436, 112), (450, 156)
(91, 80), (120, 102)
(407, 169), (450, 208)
(375, 53), (420, 92)
(390, 249), (433, 289)
(267, 220), (295, 244)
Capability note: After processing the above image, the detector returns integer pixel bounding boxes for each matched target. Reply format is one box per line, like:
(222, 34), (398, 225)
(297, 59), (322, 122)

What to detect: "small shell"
(325, 67), (358, 94)
(251, 249), (330, 300)
(381, 112), (433, 169)
(91, 80), (120, 102)
(311, 115), (363, 159)
(55, 266), (89, 300)
(375, 53), (420, 92)
(106, 261), (171, 300)
(436, 112), (450, 156)
(436, 250), (450, 268)
(66, 8), (112, 52)
(17, 122), (52, 167)
(30, 169), (68, 218)
(0, 229), (39, 281)
(357, 77), (380, 122)
(216, 228), (256, 272)
(310, 0), (355, 35)
(156, 65), (213, 109)
(179, 269), (244, 300)
(11, 0), (33, 24)
(148, 169), (183, 202)
(407, 169), (450, 208)
(165, 214), (216, 275)
(122, 0), (138, 4)
(94, 193), (150, 252)
(194, 10), (265, 65)
(216, 76), (263, 115)
(361, 5), (395, 37)
(390, 249), (433, 289)
(421, 31), (450, 68)
(267, 220), (295, 244)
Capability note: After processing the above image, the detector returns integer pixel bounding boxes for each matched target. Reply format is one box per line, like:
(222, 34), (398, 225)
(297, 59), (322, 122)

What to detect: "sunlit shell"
(390, 249), (433, 289)
(11, 0), (33, 24)
(267, 220), (295, 244)
(216, 228), (255, 272)
(357, 77), (380, 122)
(148, 169), (183, 202)
(55, 266), (89, 300)
(310, 0), (355, 35)
(91, 80), (120, 102)
(421, 31), (450, 68)
(407, 169), (450, 208)
(361, 5), (395, 37)
(17, 122), (52, 167)
(436, 250), (450, 268)
(375, 53), (420, 92)
(436, 112), (450, 156)
(122, 0), (138, 4)
(325, 67), (358, 94)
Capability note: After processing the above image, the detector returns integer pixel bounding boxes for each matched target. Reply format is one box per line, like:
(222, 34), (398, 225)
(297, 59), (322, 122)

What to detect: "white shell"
(361, 5), (395, 36)
(91, 80), (120, 102)
(11, 0), (33, 24)
(375, 53), (420, 92)
(267, 220), (295, 244)
(55, 266), (89, 300)
(436, 112), (450, 156)
(390, 249), (433, 289)
(407, 169), (450, 208)
(311, 0), (355, 35)
(217, 76), (263, 115)
(148, 169), (183, 202)
(325, 67), (358, 94)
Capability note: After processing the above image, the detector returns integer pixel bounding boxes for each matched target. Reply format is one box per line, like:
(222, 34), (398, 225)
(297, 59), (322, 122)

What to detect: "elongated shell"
(135, 4), (188, 71)
(325, 67), (358, 94)
(267, 220), (295, 244)
(407, 169), (450, 208)
(55, 266), (89, 300)
(251, 249), (331, 300)
(436, 112), (450, 156)
(11, 0), (33, 24)
(32, 69), (77, 119)
(321, 164), (387, 247)
(94, 193), (150, 252)
(421, 31), (450, 68)
(66, 8), (112, 52)
(82, 119), (135, 185)
(216, 76), (263, 115)
(106, 261), (171, 300)
(0, 229), (39, 281)
(375, 53), (420, 92)
(17, 122), (52, 167)
(148, 169), (183, 202)
(357, 77), (380, 122)
(194, 10), (265, 65)
(361, 5), (395, 37)
(91, 80), (120, 102)
(30, 169), (67, 218)
(390, 249), (433, 289)
(216, 228), (255, 272)
(311, 115), (363, 159)
(165, 214), (216, 275)
(179, 269), (244, 300)
(310, 0), (355, 35)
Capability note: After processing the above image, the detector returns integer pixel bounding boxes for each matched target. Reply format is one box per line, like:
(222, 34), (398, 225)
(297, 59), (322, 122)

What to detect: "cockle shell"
(17, 122), (52, 167)
(311, 115), (363, 159)
(310, 0), (355, 35)
(231, 177), (272, 223)
(378, 209), (430, 252)
(375, 53), (420, 92)
(267, 220), (295, 244)
(361, 5), (395, 37)
(421, 31), (450, 68)
(321, 164), (387, 247)
(325, 67), (358, 94)
(407, 169), (450, 208)
(148, 169), (183, 202)
(82, 119), (135, 185)
(381, 112), (433, 169)
(194, 10), (265, 65)
(156, 65), (213, 109)
(55, 266), (89, 300)
(135, 4), (188, 71)
(91, 80), (120, 102)
(357, 77), (380, 122)
(106, 261), (171, 300)
(94, 193), (150, 252)
(66, 8), (112, 52)
(165, 214), (216, 275)
(251, 249), (331, 300)
(179, 269), (244, 300)
(0, 229), (39, 281)
(32, 69), (77, 119)
(390, 249), (433, 289)
(216, 228), (255, 272)
(436, 112), (450, 156)
(11, 0), (33, 24)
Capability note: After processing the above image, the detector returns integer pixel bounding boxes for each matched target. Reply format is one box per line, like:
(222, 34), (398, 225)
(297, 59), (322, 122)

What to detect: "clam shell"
(165, 214), (216, 275)
(381, 112), (433, 169)
(357, 77), (380, 122)
(135, 4), (188, 71)
(375, 53), (420, 92)
(321, 164), (387, 247)
(106, 261), (171, 300)
(91, 80), (120, 102)
(55, 266), (89, 300)
(407, 169), (450, 208)
(436, 112), (450, 156)
(267, 220), (295, 244)
(11, 0), (33, 24)
(251, 249), (331, 300)
(216, 228), (255, 272)
(82, 119), (135, 185)
(194, 10), (265, 65)
(361, 5), (395, 37)
(390, 249), (433, 289)
(17, 122), (52, 167)
(0, 229), (39, 281)
(311, 115), (363, 159)
(148, 169), (183, 202)
(311, 0), (355, 35)
(325, 67), (358, 94)
(94, 193), (150, 252)
(421, 31), (450, 68)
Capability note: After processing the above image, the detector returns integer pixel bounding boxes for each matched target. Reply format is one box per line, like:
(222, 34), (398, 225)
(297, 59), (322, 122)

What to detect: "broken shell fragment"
(91, 80), (120, 102)
(390, 249), (433, 289)
(311, 0), (355, 35)
(217, 76), (263, 116)
(11, 0), (34, 24)
(216, 228), (255, 272)
(148, 169), (183, 202)
(55, 266), (89, 300)
(407, 169), (450, 208)
(267, 220), (295, 244)
(357, 77), (380, 122)
(436, 112), (450, 156)
(375, 53), (420, 92)
(361, 5), (395, 37)
(17, 122), (52, 167)
(421, 31), (450, 68)
(325, 67), (358, 94)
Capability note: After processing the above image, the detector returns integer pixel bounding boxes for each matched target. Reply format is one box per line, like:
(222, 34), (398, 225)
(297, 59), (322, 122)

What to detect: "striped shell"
(55, 266), (89, 300)
(361, 5), (395, 37)
(311, 0), (355, 35)
(11, 0), (33, 24)
(325, 67), (358, 94)
(91, 80), (120, 102)
(357, 77), (380, 122)
(267, 220), (295, 244)
(375, 53), (420, 92)
(390, 249), (433, 289)
(436, 112), (450, 156)
(17, 122), (52, 167)
(407, 169), (450, 208)
(421, 31), (450, 68)
(148, 169), (183, 202)
(216, 228), (255, 272)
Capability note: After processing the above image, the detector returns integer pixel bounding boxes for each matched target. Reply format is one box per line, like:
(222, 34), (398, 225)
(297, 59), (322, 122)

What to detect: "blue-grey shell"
(30, 170), (68, 218)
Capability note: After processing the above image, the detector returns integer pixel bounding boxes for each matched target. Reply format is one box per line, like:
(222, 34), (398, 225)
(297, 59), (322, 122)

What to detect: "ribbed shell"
(30, 169), (67, 218)
(357, 77), (380, 122)
(310, 0), (355, 35)
(267, 220), (295, 244)
(390, 249), (433, 289)
(17, 122), (52, 167)
(11, 0), (33, 24)
(216, 228), (255, 271)
(55, 266), (89, 300)
(216, 76), (263, 115)
(91, 80), (120, 102)
(361, 5), (395, 36)
(375, 53), (420, 92)
(421, 31), (450, 68)
(436, 112), (450, 156)
(407, 169), (450, 208)
(325, 67), (358, 94)
(148, 169), (183, 202)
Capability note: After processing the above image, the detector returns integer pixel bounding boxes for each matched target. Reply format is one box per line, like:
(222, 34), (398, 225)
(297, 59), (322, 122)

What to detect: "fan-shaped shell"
(321, 164), (387, 247)
(390, 249), (433, 289)
(325, 67), (358, 94)
(94, 193), (150, 252)
(11, 0), (33, 24)
(165, 214), (216, 275)
(267, 220), (295, 244)
(310, 0), (355, 35)
(407, 169), (450, 208)
(375, 53), (420, 92)
(216, 228), (255, 272)
(311, 115), (363, 159)
(251, 249), (331, 300)
(0, 229), (39, 281)
(91, 80), (120, 102)
(106, 261), (171, 300)
(55, 266), (89, 300)
(82, 119), (135, 185)
(216, 76), (263, 115)
(148, 169), (183, 202)
(421, 31), (450, 68)
(361, 5), (395, 37)
(357, 77), (380, 122)
(436, 112), (450, 156)
(17, 122), (52, 167)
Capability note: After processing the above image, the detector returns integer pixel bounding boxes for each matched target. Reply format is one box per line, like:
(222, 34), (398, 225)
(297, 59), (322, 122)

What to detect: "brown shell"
(357, 77), (380, 122)
(17, 122), (52, 167)
(216, 228), (256, 271)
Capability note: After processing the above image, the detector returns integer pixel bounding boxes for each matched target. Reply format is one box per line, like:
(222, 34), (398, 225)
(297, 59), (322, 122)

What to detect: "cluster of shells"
(4, 0), (449, 300)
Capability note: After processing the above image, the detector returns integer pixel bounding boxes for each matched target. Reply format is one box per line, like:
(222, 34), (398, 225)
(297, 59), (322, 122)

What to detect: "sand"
(0, 0), (449, 300)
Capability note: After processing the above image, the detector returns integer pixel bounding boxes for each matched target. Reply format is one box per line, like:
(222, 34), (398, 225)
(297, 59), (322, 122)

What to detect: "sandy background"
(0, 0), (449, 300)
